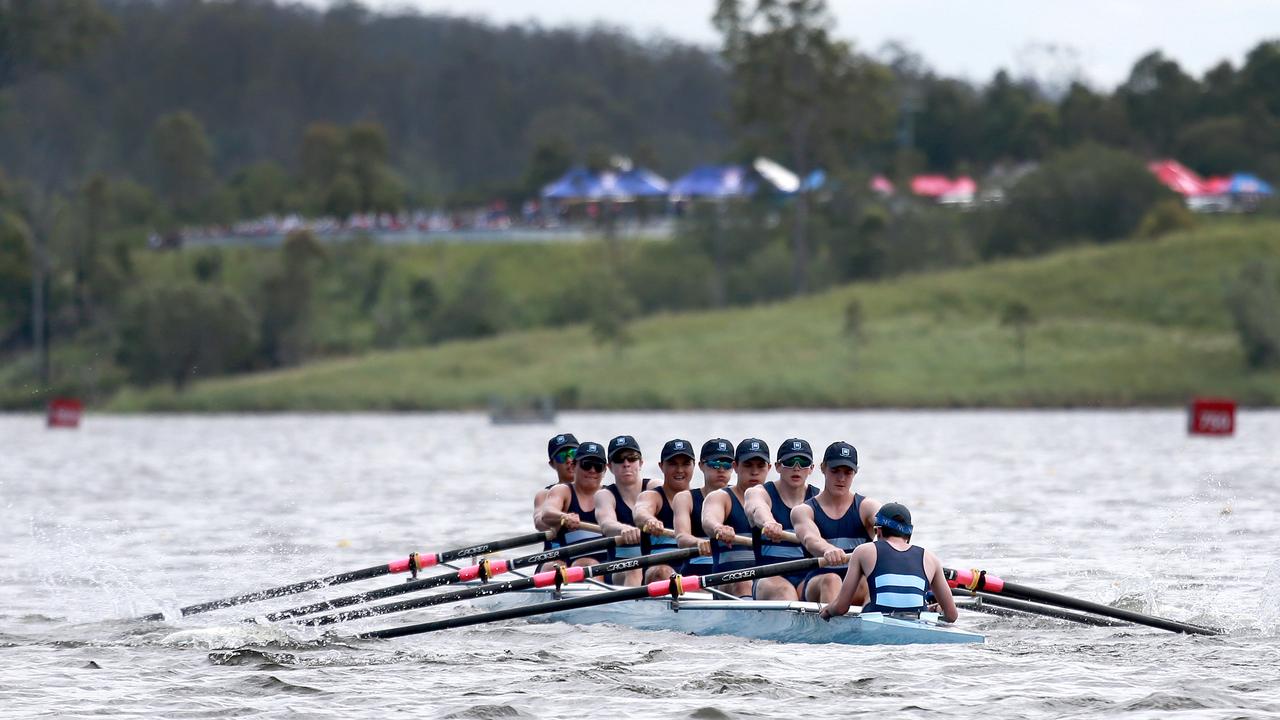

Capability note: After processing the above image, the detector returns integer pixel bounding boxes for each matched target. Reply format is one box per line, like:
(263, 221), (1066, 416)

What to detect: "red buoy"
(47, 397), (83, 428)
(1188, 397), (1235, 436)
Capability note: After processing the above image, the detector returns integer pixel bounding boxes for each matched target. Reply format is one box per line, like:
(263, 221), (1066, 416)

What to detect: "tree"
(232, 161), (291, 218)
(713, 0), (894, 295)
(116, 281), (258, 389)
(522, 137), (573, 197)
(999, 301), (1035, 372)
(0, 210), (31, 344)
(258, 230), (323, 367)
(0, 0), (115, 88)
(148, 111), (215, 221)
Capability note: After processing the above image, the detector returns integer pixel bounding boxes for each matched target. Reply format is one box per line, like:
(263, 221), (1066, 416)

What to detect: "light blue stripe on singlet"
(687, 555), (713, 566)
(718, 549), (755, 564)
(760, 545), (805, 559)
(650, 537), (679, 549)
(875, 573), (927, 590)
(614, 544), (642, 558)
(564, 529), (601, 544)
(873, 591), (925, 609)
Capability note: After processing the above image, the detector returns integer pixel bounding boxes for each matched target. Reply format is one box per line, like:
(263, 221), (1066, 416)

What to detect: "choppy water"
(2, 411), (1278, 719)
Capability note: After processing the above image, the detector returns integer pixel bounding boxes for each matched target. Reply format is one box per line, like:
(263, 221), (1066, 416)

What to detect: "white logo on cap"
(616, 438), (625, 446)
(750, 441), (760, 450)
(841, 448), (850, 456)
(675, 441), (684, 449)
(556, 435), (565, 443)
(792, 441), (802, 450)
(587, 444), (597, 452)
(718, 442), (727, 450)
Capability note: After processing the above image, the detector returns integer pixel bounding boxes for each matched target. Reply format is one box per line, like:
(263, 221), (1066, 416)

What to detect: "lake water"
(2, 411), (1278, 719)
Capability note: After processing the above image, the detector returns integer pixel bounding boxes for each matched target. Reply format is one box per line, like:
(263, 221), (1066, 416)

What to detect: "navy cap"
(875, 502), (913, 536)
(575, 441), (607, 463)
(822, 441), (859, 470)
(777, 438), (813, 463)
(735, 438), (770, 463)
(547, 433), (579, 460)
(700, 438), (734, 462)
(661, 438), (696, 462)
(608, 435), (642, 460)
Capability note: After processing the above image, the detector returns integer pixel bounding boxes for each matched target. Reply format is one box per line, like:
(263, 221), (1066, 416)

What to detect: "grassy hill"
(107, 219), (1280, 411)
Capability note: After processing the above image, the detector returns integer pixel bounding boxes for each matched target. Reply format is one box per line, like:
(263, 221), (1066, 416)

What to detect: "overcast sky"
(297, 0), (1278, 88)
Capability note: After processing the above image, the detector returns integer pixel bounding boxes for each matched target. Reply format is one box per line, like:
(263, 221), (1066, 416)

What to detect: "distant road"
(177, 222), (675, 248)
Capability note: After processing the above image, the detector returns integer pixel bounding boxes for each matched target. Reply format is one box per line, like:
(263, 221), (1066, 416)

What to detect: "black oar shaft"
(269, 537), (617, 623)
(997, 580), (1221, 636)
(139, 529), (552, 620)
(361, 557), (819, 639)
(307, 547), (701, 626)
(952, 588), (1126, 627)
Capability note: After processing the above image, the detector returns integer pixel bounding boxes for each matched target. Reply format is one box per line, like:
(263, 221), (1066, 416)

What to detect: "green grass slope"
(108, 220), (1280, 410)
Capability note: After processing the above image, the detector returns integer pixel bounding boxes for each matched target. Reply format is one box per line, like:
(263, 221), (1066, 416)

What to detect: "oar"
(255, 535), (619, 622)
(950, 587), (1126, 627)
(304, 546), (703, 626)
(138, 528), (556, 621)
(359, 556), (824, 639)
(946, 568), (1221, 636)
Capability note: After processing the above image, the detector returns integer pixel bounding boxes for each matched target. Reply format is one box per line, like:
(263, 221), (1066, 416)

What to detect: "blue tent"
(669, 165), (759, 199)
(617, 168), (670, 197)
(1228, 173), (1274, 195)
(542, 167), (603, 200)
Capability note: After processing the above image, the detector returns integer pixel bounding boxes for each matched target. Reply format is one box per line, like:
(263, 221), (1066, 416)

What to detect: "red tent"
(1148, 160), (1205, 196)
(911, 175), (955, 197)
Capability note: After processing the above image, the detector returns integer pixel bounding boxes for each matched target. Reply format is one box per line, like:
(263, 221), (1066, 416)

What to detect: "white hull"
(467, 586), (984, 646)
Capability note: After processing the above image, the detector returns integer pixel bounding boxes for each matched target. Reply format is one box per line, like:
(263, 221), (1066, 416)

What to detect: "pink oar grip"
(645, 575), (702, 598)
(949, 568), (1005, 593)
(489, 560), (509, 576)
(531, 566), (586, 587)
(387, 558), (412, 574)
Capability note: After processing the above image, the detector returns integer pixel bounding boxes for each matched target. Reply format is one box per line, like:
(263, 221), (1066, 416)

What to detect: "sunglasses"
(553, 448), (577, 463)
(703, 459), (732, 471)
(577, 459), (606, 473)
(611, 454), (642, 463)
(779, 456), (813, 468)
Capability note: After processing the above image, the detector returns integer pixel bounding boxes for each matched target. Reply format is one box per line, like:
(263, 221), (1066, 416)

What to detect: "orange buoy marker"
(1188, 397), (1235, 436)
(47, 397), (83, 428)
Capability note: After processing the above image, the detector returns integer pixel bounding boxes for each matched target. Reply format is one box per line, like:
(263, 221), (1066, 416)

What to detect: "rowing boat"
(464, 584), (985, 646)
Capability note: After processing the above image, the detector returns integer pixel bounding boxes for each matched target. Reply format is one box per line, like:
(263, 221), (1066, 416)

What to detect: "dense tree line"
(3, 0), (1279, 402)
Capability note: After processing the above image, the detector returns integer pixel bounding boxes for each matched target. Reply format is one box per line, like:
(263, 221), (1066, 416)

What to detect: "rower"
(594, 434), (648, 585)
(792, 442), (880, 604)
(634, 438), (700, 583)
(669, 438), (733, 578)
(819, 502), (959, 623)
(702, 438), (771, 598)
(745, 437), (819, 601)
(534, 433), (579, 569)
(538, 440), (610, 568)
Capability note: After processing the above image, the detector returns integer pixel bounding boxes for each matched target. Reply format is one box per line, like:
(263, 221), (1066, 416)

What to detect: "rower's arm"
(791, 504), (834, 556)
(632, 490), (663, 533)
(537, 485), (572, 529)
(533, 487), (553, 531)
(859, 496), (882, 540)
(743, 485), (772, 527)
(593, 488), (626, 535)
(671, 491), (698, 548)
(925, 550), (959, 623)
(823, 543), (874, 619)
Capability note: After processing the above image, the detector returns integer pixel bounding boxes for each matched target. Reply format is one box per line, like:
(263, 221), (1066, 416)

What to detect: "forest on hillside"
(2, 0), (1279, 406)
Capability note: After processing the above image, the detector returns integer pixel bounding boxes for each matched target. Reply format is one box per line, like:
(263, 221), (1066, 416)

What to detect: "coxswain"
(791, 441), (880, 603)
(538, 440), (610, 568)
(745, 437), (819, 601)
(819, 502), (958, 623)
(702, 437), (772, 598)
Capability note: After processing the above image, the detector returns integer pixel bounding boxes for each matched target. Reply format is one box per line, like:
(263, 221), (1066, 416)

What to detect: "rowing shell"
(465, 585), (985, 646)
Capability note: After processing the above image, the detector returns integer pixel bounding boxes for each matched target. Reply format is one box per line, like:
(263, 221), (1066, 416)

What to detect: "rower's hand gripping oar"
(305, 546), (703, 626)
(358, 555), (829, 639)
(255, 533), (619, 623)
(945, 568), (1221, 636)
(137, 528), (557, 621)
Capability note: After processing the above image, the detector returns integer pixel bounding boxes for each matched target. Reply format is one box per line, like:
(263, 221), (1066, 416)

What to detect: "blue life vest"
(803, 493), (872, 569)
(864, 540), (929, 614)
